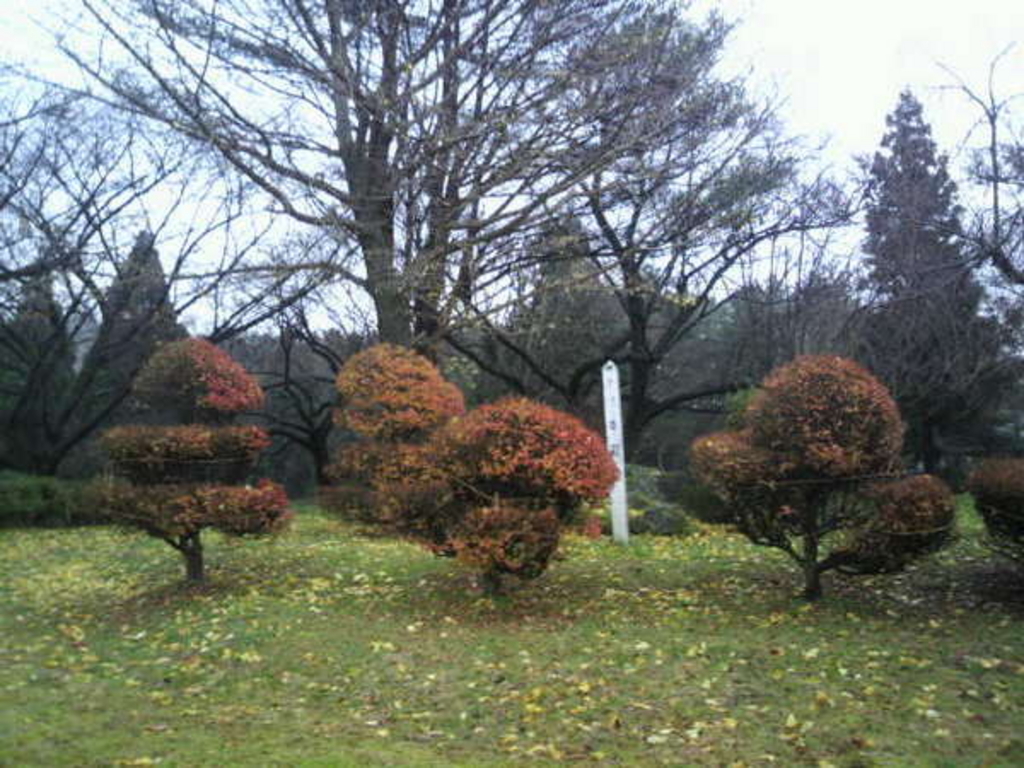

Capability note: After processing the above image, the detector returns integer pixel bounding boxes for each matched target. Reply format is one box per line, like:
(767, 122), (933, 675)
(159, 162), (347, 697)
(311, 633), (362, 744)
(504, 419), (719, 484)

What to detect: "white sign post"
(602, 360), (629, 544)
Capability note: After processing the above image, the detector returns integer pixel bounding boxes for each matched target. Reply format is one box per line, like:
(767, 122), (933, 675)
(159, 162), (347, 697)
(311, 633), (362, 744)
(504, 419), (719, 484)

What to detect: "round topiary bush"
(334, 344), (465, 442)
(133, 338), (264, 423)
(968, 458), (1024, 567)
(746, 355), (904, 479)
(690, 355), (945, 600)
(689, 430), (779, 498)
(416, 397), (618, 592)
(439, 397), (619, 522)
(326, 344), (464, 526)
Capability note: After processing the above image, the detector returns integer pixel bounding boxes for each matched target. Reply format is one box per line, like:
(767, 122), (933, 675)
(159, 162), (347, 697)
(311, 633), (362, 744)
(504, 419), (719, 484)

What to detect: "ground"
(2, 501), (1023, 766)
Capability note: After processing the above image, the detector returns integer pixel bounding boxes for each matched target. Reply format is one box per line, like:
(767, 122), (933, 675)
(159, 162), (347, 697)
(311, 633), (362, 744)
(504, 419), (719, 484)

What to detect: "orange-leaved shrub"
(326, 441), (450, 533)
(968, 458), (1024, 567)
(324, 344), (463, 526)
(101, 339), (288, 583)
(422, 398), (618, 590)
(691, 355), (949, 600)
(133, 338), (265, 422)
(334, 343), (465, 441)
(325, 347), (618, 592)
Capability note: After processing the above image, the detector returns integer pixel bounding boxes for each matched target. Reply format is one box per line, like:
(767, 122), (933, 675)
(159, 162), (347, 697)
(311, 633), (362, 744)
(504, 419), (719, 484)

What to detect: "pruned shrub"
(325, 344), (464, 551)
(746, 356), (904, 479)
(968, 458), (1024, 566)
(836, 475), (956, 574)
(690, 430), (779, 498)
(326, 351), (618, 592)
(326, 441), (451, 530)
(449, 503), (561, 591)
(133, 338), (264, 421)
(99, 480), (291, 581)
(334, 343), (465, 441)
(101, 339), (288, 583)
(327, 347), (619, 591)
(690, 355), (943, 600)
(440, 397), (619, 521)
(101, 425), (271, 483)
(403, 397), (619, 590)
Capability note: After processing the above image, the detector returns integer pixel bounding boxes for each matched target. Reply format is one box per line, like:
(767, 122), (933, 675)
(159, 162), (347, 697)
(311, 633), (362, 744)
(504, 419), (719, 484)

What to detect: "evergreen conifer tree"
(0, 275), (76, 472)
(858, 91), (1016, 473)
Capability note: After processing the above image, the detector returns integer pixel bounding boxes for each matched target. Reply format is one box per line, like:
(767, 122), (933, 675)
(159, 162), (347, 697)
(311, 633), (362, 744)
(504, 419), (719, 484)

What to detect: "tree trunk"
(801, 557), (823, 601)
(179, 532), (205, 583)
(801, 500), (823, 600)
(480, 568), (503, 597)
(920, 420), (941, 475)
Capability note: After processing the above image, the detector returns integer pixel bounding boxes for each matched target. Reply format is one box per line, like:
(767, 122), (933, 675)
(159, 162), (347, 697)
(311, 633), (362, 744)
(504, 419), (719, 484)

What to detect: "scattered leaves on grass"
(2, 504), (1023, 765)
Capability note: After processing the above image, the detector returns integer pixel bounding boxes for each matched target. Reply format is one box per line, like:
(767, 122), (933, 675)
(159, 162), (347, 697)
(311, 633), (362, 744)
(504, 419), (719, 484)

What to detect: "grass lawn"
(2, 501), (1023, 766)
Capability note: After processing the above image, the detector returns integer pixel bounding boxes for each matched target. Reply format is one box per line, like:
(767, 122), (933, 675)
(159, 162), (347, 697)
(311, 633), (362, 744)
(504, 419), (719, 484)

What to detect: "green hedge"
(657, 470), (734, 525)
(0, 472), (104, 528)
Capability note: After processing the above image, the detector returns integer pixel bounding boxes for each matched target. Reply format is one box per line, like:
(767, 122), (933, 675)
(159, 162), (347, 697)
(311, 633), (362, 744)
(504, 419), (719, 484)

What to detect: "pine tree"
(0, 233), (187, 473)
(858, 91), (1016, 474)
(78, 231), (186, 424)
(864, 91), (964, 297)
(0, 275), (76, 472)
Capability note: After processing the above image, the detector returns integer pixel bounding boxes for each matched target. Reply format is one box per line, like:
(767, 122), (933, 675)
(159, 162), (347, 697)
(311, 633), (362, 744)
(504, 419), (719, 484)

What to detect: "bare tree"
(0, 88), (87, 283)
(448, 9), (852, 455)
(942, 48), (1024, 285)
(224, 312), (366, 488)
(0, 96), (331, 474)
(60, 0), (681, 351)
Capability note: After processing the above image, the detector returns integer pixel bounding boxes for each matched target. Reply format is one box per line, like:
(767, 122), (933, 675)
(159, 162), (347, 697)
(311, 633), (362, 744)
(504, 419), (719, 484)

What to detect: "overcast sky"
(715, 0), (1024, 176)
(3, 0), (1022, 178)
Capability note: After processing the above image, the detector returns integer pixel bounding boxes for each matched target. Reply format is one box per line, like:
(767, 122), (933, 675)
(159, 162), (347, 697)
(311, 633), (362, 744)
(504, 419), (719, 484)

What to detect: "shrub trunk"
(178, 532), (205, 583)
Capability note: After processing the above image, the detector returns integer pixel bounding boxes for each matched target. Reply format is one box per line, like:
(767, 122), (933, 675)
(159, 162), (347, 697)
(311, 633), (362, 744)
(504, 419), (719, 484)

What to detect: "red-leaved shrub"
(393, 397), (618, 591)
(838, 475), (956, 573)
(102, 425), (270, 462)
(690, 356), (943, 600)
(439, 397), (619, 521)
(449, 503), (561, 590)
(101, 338), (288, 583)
(689, 430), (778, 501)
(326, 349), (618, 592)
(133, 338), (265, 421)
(968, 458), (1024, 567)
(101, 479), (291, 539)
(746, 356), (903, 479)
